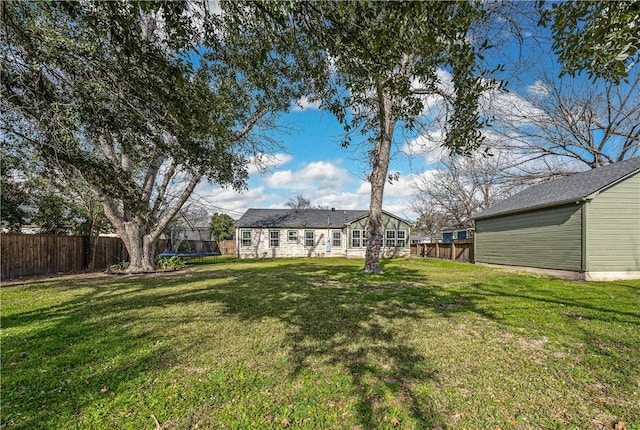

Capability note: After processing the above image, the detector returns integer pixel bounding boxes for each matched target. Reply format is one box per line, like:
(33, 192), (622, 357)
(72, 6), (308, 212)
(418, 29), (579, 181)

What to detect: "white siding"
(236, 228), (349, 259)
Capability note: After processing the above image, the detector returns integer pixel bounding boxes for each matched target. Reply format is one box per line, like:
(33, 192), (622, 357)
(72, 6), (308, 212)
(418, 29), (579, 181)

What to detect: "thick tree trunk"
(363, 152), (389, 274)
(363, 103), (395, 273)
(121, 222), (156, 273)
(363, 212), (384, 273)
(94, 167), (203, 274)
(363, 84), (395, 274)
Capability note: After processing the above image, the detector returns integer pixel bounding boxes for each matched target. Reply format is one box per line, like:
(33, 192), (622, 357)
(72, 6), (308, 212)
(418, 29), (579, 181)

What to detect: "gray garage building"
(473, 157), (640, 281)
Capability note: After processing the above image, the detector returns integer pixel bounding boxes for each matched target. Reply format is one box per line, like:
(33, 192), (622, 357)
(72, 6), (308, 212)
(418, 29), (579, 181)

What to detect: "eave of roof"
(234, 208), (370, 228)
(473, 197), (589, 220)
(234, 208), (412, 229)
(473, 157), (640, 220)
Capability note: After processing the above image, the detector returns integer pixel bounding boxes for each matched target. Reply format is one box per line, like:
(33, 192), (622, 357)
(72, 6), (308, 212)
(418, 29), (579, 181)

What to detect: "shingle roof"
(473, 157), (640, 220)
(235, 208), (370, 228)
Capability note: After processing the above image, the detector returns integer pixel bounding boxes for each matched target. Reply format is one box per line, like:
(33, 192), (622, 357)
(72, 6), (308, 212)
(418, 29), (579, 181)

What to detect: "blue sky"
(194, 79), (557, 221)
(192, 12), (565, 221)
(193, 103), (432, 221)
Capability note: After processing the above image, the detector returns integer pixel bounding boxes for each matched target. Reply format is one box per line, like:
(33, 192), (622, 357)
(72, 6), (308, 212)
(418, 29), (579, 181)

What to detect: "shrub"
(156, 256), (185, 271)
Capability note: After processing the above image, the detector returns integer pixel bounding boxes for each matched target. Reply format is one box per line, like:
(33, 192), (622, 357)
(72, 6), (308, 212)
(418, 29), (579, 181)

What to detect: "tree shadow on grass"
(2, 259), (482, 429)
(3, 259), (639, 428)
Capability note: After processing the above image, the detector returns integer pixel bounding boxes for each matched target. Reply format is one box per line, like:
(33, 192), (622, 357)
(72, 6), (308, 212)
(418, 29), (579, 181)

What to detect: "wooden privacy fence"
(156, 239), (235, 256)
(217, 240), (235, 256)
(1, 234), (127, 280)
(415, 239), (474, 263)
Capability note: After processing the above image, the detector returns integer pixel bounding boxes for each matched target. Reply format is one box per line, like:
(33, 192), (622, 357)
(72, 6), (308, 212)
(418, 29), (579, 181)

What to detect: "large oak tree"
(1, 1), (309, 271)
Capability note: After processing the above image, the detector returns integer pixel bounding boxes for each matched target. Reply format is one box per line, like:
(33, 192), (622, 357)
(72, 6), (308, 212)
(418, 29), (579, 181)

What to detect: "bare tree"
(284, 194), (331, 210)
(409, 202), (452, 243)
(410, 151), (526, 228)
(489, 72), (640, 169)
(284, 195), (312, 209)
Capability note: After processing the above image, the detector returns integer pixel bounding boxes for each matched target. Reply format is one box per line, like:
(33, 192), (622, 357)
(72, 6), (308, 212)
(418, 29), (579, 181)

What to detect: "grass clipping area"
(2, 257), (639, 429)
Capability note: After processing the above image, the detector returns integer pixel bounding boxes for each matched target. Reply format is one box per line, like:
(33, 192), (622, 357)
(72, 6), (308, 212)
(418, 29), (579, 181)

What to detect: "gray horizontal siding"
(586, 173), (640, 271)
(475, 204), (583, 271)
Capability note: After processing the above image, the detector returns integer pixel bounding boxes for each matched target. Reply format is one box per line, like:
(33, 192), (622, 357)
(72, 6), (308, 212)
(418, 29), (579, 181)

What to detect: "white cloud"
(191, 159), (418, 220)
(411, 68), (454, 117)
(384, 175), (415, 199)
(292, 96), (322, 112)
(527, 80), (551, 96)
(191, 183), (273, 218)
(480, 88), (546, 127)
(264, 161), (350, 189)
(353, 175), (416, 218)
(402, 131), (448, 165)
(263, 170), (296, 188)
(314, 191), (369, 210)
(355, 181), (370, 194)
(247, 153), (293, 175)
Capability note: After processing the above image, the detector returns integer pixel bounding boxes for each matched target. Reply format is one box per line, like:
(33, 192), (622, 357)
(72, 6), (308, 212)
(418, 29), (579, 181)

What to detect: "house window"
(269, 230), (280, 247)
(288, 230), (298, 242)
(241, 230), (252, 247)
(397, 230), (406, 247)
(332, 230), (342, 247)
(385, 230), (396, 247)
(304, 230), (315, 247)
(385, 230), (407, 248)
(351, 229), (363, 248)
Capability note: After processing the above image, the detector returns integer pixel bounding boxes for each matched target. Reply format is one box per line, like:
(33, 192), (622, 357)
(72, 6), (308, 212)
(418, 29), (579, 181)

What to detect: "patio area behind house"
(2, 257), (638, 429)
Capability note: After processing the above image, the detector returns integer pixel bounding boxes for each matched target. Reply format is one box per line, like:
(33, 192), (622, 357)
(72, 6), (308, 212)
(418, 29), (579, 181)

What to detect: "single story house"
(473, 157), (640, 281)
(441, 228), (472, 243)
(235, 208), (412, 259)
(409, 234), (431, 244)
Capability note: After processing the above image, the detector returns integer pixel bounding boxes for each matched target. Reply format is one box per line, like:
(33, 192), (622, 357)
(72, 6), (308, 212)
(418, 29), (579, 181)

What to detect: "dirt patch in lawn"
(1, 268), (191, 287)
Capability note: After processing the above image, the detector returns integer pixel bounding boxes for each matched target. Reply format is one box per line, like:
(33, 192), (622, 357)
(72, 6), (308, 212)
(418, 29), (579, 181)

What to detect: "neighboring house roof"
(409, 234), (428, 240)
(409, 234), (431, 243)
(235, 208), (370, 228)
(474, 157), (640, 220)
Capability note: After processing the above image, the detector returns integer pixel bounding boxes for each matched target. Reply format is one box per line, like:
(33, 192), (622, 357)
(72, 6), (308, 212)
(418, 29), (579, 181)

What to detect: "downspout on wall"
(580, 201), (588, 274)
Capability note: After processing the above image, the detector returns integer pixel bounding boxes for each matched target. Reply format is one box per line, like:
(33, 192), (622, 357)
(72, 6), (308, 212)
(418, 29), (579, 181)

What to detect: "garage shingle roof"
(235, 208), (370, 228)
(473, 157), (640, 220)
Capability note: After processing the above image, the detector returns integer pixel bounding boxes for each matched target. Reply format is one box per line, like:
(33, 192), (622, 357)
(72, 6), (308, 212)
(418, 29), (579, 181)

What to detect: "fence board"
(1, 234), (128, 280)
(417, 239), (474, 263)
(218, 240), (235, 255)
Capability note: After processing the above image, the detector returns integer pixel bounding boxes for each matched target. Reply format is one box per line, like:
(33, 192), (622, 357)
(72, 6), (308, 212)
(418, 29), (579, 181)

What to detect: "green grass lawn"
(2, 257), (639, 429)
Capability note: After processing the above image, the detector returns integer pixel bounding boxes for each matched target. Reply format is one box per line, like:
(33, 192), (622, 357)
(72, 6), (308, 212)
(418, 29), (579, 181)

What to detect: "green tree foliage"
(0, 154), (29, 232)
(271, 1), (495, 273)
(541, 0), (640, 83)
(1, 1), (308, 271)
(210, 212), (235, 241)
(29, 193), (79, 235)
(0, 152), (112, 236)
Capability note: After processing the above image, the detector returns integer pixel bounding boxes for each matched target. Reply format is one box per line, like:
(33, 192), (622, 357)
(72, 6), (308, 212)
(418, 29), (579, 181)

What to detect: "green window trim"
(385, 229), (407, 248)
(351, 229), (364, 248)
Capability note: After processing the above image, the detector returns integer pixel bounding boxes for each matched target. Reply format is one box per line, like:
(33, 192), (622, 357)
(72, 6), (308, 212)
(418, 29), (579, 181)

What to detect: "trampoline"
(159, 223), (219, 260)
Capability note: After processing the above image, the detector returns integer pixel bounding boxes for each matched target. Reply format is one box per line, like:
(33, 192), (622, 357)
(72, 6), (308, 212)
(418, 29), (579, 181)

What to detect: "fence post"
(451, 241), (456, 261)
